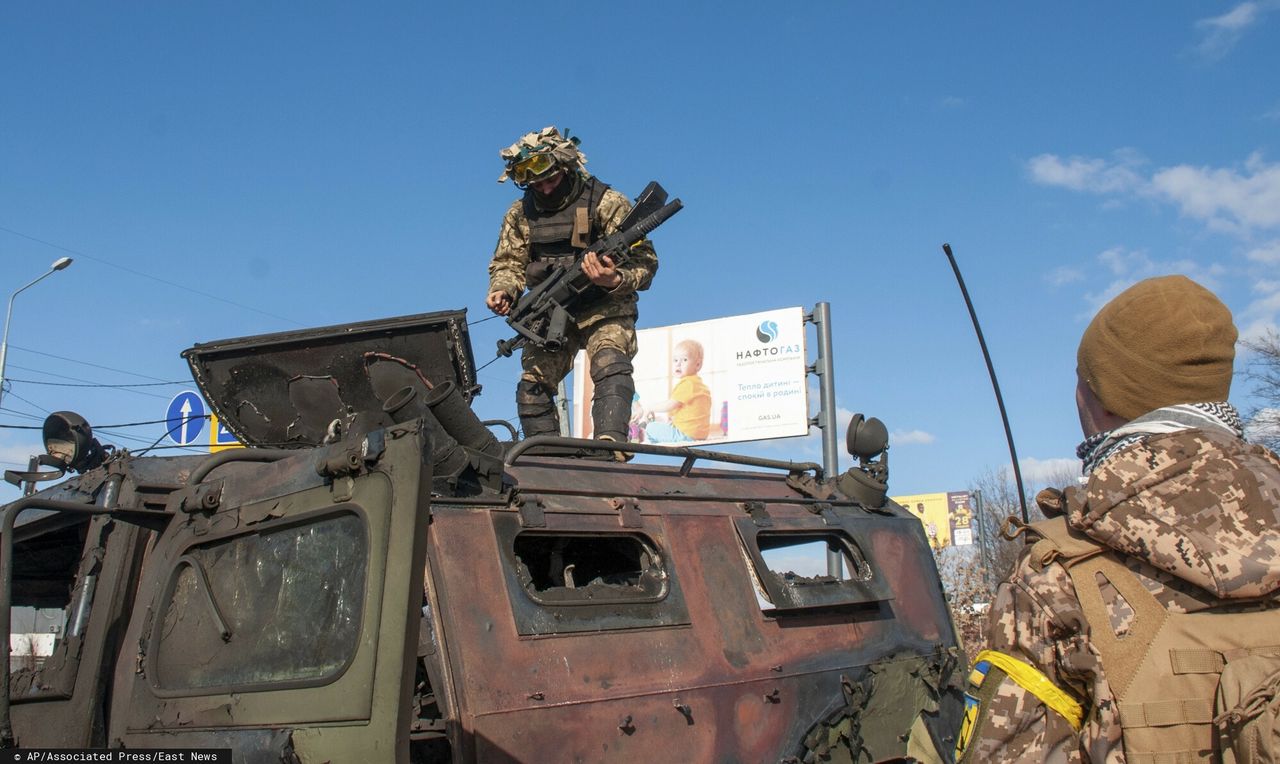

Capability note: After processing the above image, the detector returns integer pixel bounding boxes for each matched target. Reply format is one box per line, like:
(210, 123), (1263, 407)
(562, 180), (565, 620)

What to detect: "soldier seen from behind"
(957, 275), (1280, 763)
(486, 127), (658, 451)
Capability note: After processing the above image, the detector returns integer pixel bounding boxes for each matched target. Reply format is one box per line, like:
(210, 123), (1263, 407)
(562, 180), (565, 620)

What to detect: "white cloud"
(939, 96), (966, 109)
(891, 429), (936, 446)
(1046, 266), (1084, 286)
(1238, 279), (1280, 342)
(1077, 246), (1213, 316)
(1247, 240), (1280, 264)
(1027, 152), (1280, 237)
(1193, 2), (1270, 60)
(1150, 153), (1280, 233)
(1098, 245), (1151, 275)
(1008, 457), (1082, 487)
(1027, 153), (1143, 194)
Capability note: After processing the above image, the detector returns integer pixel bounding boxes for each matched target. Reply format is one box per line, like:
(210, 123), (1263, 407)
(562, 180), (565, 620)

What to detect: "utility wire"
(4, 391), (48, 416)
(8, 362), (186, 388)
(0, 415), (206, 431)
(6, 376), (186, 388)
(5, 368), (175, 401)
(0, 225), (304, 326)
(7, 345), (178, 383)
(98, 415), (207, 429)
(0, 406), (44, 423)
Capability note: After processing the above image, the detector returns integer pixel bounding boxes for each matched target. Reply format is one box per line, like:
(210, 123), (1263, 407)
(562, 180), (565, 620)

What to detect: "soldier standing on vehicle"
(486, 126), (658, 449)
(956, 275), (1280, 763)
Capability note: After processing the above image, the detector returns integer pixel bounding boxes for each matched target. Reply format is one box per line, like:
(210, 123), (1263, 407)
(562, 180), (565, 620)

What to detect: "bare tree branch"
(1243, 329), (1280, 452)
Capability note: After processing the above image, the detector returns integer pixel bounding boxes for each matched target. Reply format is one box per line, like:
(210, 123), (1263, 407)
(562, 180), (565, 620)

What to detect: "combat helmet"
(498, 126), (588, 187)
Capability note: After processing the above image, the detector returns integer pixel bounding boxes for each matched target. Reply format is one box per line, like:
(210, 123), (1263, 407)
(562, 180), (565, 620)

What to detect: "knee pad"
(589, 348), (634, 383)
(515, 380), (556, 416)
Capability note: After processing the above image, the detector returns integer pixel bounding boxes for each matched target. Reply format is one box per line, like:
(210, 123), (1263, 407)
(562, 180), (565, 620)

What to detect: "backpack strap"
(1022, 515), (1108, 572)
(1067, 551), (1170, 699)
(1023, 517), (1171, 698)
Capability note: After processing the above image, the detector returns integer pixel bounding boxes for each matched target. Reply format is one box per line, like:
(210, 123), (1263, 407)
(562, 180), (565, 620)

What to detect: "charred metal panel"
(182, 310), (476, 447)
(427, 490), (962, 761)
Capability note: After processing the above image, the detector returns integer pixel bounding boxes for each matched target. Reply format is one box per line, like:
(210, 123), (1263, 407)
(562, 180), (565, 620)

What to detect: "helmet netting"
(497, 126), (588, 183)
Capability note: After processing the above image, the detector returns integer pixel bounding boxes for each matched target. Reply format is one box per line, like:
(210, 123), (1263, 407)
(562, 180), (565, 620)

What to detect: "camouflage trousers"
(519, 316), (638, 387)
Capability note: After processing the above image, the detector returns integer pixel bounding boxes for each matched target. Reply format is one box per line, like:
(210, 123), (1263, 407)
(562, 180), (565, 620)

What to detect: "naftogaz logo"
(738, 317), (801, 360)
(756, 320), (779, 344)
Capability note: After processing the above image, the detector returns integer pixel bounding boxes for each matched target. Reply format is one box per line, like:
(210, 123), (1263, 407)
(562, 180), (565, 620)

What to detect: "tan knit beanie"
(1077, 275), (1236, 420)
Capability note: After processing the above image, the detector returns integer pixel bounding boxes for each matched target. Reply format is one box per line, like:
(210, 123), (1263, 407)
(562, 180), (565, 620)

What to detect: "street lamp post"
(0, 257), (73, 408)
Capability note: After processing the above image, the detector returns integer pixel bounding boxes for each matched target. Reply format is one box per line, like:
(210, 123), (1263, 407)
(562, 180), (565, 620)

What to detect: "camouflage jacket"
(965, 426), (1280, 763)
(487, 180), (658, 327)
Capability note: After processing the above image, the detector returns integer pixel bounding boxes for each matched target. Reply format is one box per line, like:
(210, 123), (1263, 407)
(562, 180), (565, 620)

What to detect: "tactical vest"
(521, 176), (609, 279)
(1029, 516), (1280, 763)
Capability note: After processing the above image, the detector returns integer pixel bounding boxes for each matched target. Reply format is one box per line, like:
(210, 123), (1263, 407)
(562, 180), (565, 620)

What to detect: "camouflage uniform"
(489, 167), (658, 440)
(960, 414), (1280, 763)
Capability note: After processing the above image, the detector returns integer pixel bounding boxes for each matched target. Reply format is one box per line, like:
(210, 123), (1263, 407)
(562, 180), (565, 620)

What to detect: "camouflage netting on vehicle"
(497, 126), (588, 183)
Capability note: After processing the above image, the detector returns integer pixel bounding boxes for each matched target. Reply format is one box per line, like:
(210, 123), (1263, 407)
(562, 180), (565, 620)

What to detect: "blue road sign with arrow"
(166, 391), (206, 446)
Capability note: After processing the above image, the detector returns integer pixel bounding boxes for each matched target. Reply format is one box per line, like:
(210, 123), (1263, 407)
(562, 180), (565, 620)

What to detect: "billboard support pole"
(807, 302), (842, 577)
(557, 380), (571, 437)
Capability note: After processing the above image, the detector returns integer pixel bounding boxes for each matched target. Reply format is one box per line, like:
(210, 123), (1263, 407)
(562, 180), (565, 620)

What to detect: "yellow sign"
(893, 492), (952, 548)
(891, 491), (976, 549)
(209, 413), (244, 453)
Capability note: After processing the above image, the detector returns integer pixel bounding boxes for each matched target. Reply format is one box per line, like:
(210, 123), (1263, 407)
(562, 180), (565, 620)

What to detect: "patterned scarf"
(1076, 401), (1244, 476)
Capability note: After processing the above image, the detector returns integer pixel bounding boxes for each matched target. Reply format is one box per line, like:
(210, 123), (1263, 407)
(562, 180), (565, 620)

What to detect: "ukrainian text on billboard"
(572, 307), (809, 446)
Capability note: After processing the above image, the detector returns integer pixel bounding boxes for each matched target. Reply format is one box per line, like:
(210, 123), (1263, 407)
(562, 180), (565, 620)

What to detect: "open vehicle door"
(5, 479), (156, 748)
(107, 423), (433, 762)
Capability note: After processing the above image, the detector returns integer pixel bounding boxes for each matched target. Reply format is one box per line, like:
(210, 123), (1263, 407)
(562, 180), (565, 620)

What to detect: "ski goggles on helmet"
(511, 152), (557, 184)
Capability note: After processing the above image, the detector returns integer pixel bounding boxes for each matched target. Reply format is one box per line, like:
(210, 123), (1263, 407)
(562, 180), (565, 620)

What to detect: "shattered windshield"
(152, 512), (367, 691)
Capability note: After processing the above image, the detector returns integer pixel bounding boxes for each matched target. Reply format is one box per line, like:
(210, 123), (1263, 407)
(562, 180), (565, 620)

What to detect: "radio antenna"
(941, 243), (1029, 522)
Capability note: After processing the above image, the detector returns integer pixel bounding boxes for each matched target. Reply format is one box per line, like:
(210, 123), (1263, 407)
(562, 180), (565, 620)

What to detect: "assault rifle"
(496, 181), (682, 357)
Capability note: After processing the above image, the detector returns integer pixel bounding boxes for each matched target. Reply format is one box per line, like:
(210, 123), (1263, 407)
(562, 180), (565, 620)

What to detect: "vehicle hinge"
(742, 501), (771, 527)
(330, 475), (355, 503)
(516, 496), (545, 528)
(172, 479), (223, 515)
(610, 497), (642, 528)
(787, 472), (838, 500)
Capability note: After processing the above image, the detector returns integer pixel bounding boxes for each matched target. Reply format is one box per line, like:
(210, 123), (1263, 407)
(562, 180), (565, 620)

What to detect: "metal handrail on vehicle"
(481, 419), (519, 441)
(504, 435), (825, 480)
(186, 448), (298, 485)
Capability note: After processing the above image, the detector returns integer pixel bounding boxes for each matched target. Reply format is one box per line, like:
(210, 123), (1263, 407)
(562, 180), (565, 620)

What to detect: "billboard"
(891, 491), (975, 549)
(572, 307), (809, 446)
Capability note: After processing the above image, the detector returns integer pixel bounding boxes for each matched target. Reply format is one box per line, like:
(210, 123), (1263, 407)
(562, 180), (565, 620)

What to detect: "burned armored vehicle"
(2, 310), (964, 762)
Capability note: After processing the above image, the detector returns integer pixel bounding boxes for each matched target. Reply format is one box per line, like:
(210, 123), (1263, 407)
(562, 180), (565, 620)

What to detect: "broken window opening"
(513, 533), (668, 604)
(10, 518), (89, 678)
(745, 531), (882, 612)
(758, 535), (869, 585)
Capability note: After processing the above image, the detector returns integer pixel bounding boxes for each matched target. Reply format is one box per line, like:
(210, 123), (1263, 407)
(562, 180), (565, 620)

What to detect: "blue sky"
(3, 2), (1278, 505)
